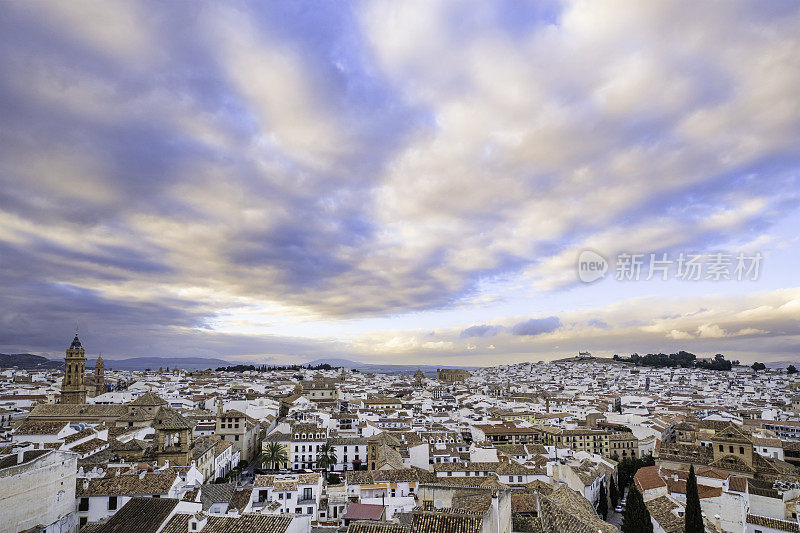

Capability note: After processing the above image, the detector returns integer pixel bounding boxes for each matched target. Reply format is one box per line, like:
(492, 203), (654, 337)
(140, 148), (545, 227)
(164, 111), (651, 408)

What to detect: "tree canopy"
(684, 464), (704, 533)
(621, 485), (653, 533)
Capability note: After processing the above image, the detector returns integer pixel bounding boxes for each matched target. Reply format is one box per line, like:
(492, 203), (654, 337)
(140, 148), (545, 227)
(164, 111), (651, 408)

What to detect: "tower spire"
(62, 331), (87, 404)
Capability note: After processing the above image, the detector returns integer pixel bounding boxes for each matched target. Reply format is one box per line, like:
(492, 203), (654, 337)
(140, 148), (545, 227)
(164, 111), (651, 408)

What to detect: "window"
(79, 498), (89, 512)
(739, 447), (744, 454)
(295, 507), (301, 514)
(304, 488), (313, 500)
(108, 496), (117, 510)
(278, 493), (283, 499)
(234, 435), (239, 441)
(307, 507), (313, 514)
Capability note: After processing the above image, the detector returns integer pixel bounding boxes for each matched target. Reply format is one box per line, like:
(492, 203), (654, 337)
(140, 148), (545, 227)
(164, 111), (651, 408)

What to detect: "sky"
(1, 0), (799, 366)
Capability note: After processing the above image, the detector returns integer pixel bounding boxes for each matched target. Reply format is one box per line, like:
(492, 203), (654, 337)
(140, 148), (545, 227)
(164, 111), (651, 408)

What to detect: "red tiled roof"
(728, 476), (748, 492)
(635, 466), (667, 491)
(344, 504), (385, 521)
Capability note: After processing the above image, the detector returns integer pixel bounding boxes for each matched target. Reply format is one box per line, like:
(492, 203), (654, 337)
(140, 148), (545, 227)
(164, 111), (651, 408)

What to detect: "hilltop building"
(437, 368), (471, 384)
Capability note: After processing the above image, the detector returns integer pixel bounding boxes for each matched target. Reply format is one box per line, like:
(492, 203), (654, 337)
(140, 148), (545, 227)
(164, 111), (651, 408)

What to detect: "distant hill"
(0, 353), (62, 370)
(1, 353), (476, 375)
(84, 356), (233, 370)
(765, 361), (800, 370)
(552, 355), (614, 363)
(304, 358), (476, 377)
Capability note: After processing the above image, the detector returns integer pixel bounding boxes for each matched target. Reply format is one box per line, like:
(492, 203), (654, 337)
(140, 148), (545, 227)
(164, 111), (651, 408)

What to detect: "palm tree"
(316, 442), (338, 481)
(263, 441), (288, 471)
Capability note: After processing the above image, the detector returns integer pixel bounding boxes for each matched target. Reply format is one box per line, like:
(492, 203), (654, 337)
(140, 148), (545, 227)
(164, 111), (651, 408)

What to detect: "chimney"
(139, 470), (147, 480)
(83, 479), (90, 491)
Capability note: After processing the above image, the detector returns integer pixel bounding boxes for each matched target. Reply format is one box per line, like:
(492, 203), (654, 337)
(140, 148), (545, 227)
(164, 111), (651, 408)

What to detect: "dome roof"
(70, 335), (82, 349)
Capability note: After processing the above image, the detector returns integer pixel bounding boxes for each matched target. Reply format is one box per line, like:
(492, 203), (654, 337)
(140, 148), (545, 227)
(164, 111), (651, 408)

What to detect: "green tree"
(788, 365), (798, 374)
(621, 485), (653, 533)
(610, 476), (619, 509)
(685, 464), (704, 533)
(263, 441), (288, 471)
(598, 481), (608, 520)
(752, 361), (766, 371)
(316, 442), (338, 480)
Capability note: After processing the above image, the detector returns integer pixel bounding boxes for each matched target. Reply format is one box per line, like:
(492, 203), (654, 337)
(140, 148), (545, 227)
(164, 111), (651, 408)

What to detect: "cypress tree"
(685, 464), (704, 533)
(610, 476), (619, 509)
(621, 485), (653, 533)
(598, 480), (608, 520)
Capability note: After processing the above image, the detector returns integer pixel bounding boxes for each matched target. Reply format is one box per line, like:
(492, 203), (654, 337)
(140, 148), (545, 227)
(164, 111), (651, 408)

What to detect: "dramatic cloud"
(511, 317), (562, 336)
(345, 288), (800, 365)
(0, 1), (799, 362)
(460, 325), (505, 338)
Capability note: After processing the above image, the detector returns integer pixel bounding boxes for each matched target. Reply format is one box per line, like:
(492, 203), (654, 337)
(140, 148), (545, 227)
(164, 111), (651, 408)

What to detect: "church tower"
(61, 331), (87, 404)
(94, 354), (105, 396)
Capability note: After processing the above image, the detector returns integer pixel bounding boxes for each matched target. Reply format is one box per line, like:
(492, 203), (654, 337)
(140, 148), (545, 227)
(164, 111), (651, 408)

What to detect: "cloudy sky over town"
(1, 0), (799, 365)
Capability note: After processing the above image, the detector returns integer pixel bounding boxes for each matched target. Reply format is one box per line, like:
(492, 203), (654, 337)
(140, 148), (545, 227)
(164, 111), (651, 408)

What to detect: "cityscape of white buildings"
(3, 337), (800, 533)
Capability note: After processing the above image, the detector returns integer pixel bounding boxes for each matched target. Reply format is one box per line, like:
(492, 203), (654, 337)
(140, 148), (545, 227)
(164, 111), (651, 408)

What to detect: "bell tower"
(94, 354), (105, 396)
(62, 330), (87, 404)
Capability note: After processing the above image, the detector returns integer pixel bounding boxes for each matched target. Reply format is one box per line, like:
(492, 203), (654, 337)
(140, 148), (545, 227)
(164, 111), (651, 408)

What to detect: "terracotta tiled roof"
(645, 495), (684, 533)
(344, 503), (385, 521)
(746, 514), (800, 533)
(536, 485), (616, 533)
(728, 476), (748, 492)
(128, 392), (168, 407)
(411, 510), (482, 533)
(346, 521), (410, 533)
(161, 513), (293, 533)
(13, 420), (67, 435)
(635, 466), (667, 492)
(77, 469), (179, 496)
(92, 497), (179, 533)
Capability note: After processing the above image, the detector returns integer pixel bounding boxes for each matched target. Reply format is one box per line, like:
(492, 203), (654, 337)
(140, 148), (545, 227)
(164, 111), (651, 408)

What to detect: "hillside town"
(2, 336), (800, 533)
